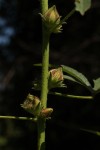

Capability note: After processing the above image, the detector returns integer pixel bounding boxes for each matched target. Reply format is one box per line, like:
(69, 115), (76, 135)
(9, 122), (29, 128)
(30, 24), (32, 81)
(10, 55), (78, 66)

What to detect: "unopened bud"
(48, 67), (65, 89)
(21, 94), (41, 116)
(44, 5), (60, 24)
(50, 67), (63, 81)
(40, 5), (62, 33)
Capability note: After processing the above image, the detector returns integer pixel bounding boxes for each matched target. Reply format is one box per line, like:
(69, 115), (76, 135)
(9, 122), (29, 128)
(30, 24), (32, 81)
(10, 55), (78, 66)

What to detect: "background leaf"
(63, 75), (80, 84)
(93, 78), (100, 94)
(75, 0), (91, 15)
(62, 65), (92, 92)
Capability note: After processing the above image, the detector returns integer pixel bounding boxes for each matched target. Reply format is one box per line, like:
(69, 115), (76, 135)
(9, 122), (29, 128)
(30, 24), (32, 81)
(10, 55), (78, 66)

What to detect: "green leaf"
(75, 0), (91, 15)
(63, 75), (80, 84)
(93, 78), (100, 94)
(62, 65), (92, 92)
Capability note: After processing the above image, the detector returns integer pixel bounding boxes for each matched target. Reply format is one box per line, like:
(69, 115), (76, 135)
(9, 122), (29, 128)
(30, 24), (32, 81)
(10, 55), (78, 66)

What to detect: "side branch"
(49, 92), (93, 100)
(0, 115), (37, 122)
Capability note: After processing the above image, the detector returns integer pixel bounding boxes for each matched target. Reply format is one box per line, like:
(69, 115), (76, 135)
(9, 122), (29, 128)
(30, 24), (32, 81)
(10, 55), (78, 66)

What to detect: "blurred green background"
(0, 0), (100, 150)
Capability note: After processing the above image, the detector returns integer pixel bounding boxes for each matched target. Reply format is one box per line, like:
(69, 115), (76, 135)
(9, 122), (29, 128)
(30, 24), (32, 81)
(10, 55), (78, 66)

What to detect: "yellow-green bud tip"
(40, 5), (62, 33)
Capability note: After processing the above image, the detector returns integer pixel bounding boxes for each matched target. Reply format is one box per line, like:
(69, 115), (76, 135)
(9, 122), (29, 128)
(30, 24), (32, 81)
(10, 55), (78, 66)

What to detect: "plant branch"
(40, 32), (50, 107)
(40, 0), (48, 14)
(0, 115), (37, 121)
(38, 1), (50, 150)
(60, 8), (75, 24)
(37, 31), (50, 150)
(49, 92), (93, 100)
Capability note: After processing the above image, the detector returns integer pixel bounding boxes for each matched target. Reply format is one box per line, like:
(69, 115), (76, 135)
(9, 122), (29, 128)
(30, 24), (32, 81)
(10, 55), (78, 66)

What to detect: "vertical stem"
(38, 31), (49, 150)
(41, 32), (50, 107)
(40, 0), (48, 14)
(37, 31), (50, 150)
(38, 1), (49, 150)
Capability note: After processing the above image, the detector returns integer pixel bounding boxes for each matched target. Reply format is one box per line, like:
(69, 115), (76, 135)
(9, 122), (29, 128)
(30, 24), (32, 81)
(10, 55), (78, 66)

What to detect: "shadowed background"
(0, 0), (100, 150)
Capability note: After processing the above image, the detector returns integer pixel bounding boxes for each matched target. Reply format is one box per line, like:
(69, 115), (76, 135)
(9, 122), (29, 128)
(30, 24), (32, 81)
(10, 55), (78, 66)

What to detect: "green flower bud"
(40, 5), (62, 33)
(50, 67), (63, 82)
(40, 108), (53, 118)
(21, 94), (41, 116)
(43, 5), (60, 24)
(48, 67), (65, 89)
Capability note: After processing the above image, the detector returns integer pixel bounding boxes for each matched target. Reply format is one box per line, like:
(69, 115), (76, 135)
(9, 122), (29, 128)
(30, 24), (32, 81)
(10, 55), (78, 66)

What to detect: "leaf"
(75, 0), (91, 15)
(62, 65), (92, 92)
(93, 78), (100, 94)
(63, 75), (80, 84)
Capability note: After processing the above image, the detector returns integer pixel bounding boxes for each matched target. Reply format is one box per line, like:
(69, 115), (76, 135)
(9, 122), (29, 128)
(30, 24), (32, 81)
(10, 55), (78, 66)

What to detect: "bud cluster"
(21, 94), (53, 119)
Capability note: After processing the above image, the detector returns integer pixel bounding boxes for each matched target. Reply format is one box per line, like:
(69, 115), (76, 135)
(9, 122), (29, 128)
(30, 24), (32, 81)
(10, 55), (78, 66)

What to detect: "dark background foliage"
(0, 0), (100, 150)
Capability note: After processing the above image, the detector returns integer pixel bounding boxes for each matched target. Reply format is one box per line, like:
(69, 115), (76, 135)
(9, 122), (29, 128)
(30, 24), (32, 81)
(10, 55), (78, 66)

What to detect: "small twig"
(0, 115), (37, 122)
(60, 8), (75, 24)
(49, 92), (93, 100)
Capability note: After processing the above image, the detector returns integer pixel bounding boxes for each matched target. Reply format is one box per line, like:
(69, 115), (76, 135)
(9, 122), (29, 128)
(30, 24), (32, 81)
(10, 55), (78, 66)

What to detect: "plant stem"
(49, 92), (93, 100)
(38, 1), (49, 150)
(40, 32), (50, 107)
(37, 31), (50, 150)
(0, 115), (37, 121)
(40, 0), (48, 14)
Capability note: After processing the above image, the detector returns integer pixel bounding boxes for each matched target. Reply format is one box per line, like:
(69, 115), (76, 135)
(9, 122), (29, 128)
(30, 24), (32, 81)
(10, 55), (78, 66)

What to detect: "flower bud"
(21, 94), (41, 116)
(50, 67), (63, 81)
(40, 108), (53, 118)
(48, 67), (65, 89)
(43, 5), (60, 24)
(40, 5), (62, 33)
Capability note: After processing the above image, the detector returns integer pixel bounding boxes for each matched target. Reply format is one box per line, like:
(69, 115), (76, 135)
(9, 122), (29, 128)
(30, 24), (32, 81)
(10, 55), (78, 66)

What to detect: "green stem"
(60, 8), (75, 24)
(37, 31), (50, 150)
(40, 32), (50, 107)
(38, 1), (49, 150)
(49, 92), (93, 100)
(40, 0), (48, 14)
(0, 115), (37, 121)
